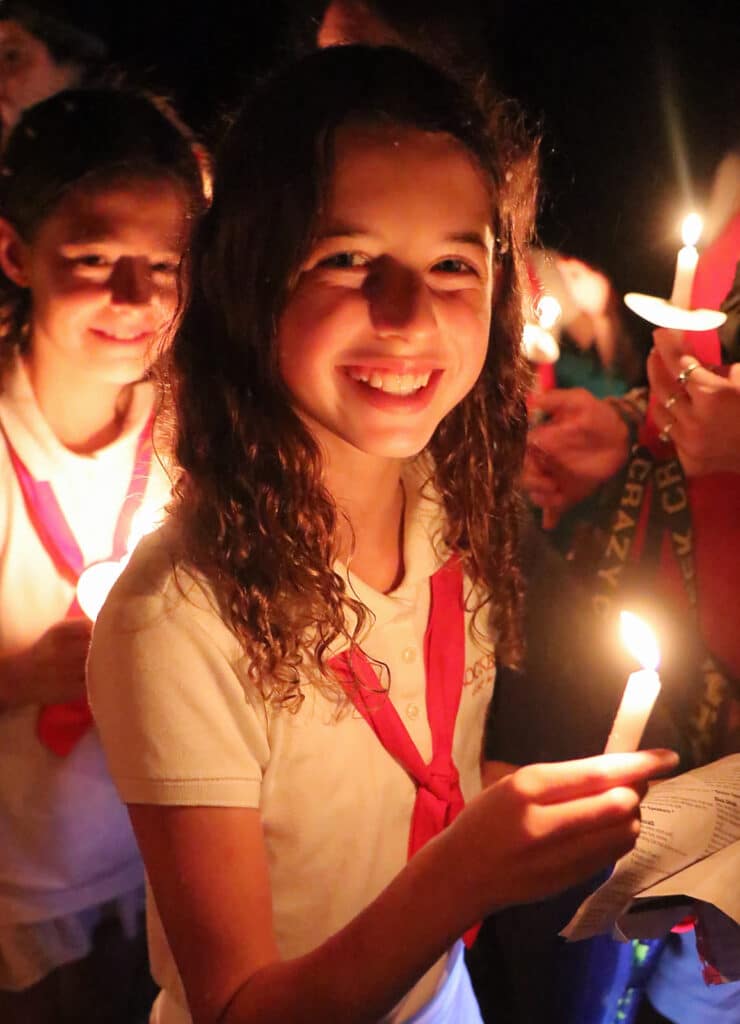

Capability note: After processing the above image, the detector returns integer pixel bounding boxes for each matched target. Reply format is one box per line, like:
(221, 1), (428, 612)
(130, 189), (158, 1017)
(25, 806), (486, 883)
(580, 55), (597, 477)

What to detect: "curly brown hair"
(169, 45), (534, 706)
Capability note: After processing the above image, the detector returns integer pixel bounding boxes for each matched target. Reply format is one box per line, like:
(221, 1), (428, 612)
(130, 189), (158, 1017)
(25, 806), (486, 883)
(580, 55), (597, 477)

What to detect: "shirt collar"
(0, 356), (155, 480)
(337, 457), (449, 637)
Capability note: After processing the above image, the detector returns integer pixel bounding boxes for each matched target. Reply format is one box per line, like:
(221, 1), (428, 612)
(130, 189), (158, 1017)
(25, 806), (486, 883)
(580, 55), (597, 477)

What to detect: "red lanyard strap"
(0, 413), (155, 756)
(0, 415), (154, 581)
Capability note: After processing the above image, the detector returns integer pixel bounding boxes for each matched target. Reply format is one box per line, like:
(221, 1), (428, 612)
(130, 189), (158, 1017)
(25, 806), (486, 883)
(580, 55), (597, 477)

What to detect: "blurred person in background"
(0, 0), (106, 146)
(524, 158), (740, 1022)
(0, 87), (204, 1023)
(527, 248), (642, 397)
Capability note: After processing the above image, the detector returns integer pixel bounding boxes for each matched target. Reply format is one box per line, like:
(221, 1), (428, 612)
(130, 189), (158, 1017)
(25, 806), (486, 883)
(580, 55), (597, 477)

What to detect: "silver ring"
(677, 361), (701, 386)
(664, 393), (679, 411)
(658, 422), (673, 443)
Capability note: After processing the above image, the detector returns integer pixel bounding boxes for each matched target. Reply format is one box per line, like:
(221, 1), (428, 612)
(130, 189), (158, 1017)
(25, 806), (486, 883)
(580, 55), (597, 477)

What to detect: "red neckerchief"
(1, 415), (154, 756)
(329, 557), (480, 945)
(641, 214), (740, 678)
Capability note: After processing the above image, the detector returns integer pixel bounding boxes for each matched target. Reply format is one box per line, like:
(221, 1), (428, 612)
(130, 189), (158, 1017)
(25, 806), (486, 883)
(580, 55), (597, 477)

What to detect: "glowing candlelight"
(604, 612), (662, 754)
(522, 294), (561, 364)
(535, 294), (562, 331)
(670, 213), (703, 309)
(75, 505), (161, 621)
(76, 559), (129, 621)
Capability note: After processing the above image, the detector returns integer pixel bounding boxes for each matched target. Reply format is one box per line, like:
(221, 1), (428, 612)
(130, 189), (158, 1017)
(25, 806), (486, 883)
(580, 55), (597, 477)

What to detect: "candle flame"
(536, 294), (562, 330)
(76, 504), (163, 620)
(620, 611), (660, 671)
(681, 212), (703, 247)
(76, 560), (128, 621)
(127, 504), (161, 552)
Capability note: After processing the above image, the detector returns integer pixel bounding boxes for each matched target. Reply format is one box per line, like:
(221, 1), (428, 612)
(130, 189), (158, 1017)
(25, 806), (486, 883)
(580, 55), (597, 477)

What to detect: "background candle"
(670, 212), (702, 309)
(76, 559), (128, 621)
(604, 612), (662, 754)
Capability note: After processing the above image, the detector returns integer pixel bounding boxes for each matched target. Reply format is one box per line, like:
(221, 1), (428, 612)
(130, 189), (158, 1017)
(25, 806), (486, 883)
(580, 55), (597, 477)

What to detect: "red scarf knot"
(329, 557), (480, 945)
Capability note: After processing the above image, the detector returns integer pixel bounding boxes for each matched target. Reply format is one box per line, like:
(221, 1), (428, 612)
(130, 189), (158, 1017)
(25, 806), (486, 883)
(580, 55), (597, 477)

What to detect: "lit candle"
(670, 213), (703, 309)
(535, 294), (562, 332)
(522, 294), (561, 364)
(76, 558), (129, 621)
(604, 612), (662, 753)
(75, 505), (160, 621)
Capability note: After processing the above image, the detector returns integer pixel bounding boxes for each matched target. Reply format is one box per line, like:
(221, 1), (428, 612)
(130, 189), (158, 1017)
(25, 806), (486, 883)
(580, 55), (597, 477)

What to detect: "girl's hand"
(124, 750), (676, 1024)
(444, 749), (678, 918)
(0, 619), (92, 710)
(649, 329), (740, 476)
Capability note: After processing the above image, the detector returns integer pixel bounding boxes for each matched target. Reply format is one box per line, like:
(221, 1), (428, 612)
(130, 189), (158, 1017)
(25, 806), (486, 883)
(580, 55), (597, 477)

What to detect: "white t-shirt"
(88, 465), (496, 1023)
(0, 357), (171, 927)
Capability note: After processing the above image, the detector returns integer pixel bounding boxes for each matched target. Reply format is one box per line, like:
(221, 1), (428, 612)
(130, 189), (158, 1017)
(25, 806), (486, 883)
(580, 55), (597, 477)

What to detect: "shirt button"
(401, 646), (417, 664)
(406, 703), (420, 720)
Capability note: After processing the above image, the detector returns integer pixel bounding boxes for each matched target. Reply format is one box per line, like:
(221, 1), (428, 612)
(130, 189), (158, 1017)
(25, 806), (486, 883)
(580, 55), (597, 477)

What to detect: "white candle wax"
(670, 245), (699, 309)
(604, 668), (661, 753)
(670, 213), (703, 310)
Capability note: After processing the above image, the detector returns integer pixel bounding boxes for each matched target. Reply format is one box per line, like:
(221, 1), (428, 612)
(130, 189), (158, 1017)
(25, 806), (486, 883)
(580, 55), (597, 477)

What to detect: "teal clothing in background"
(555, 346), (628, 398)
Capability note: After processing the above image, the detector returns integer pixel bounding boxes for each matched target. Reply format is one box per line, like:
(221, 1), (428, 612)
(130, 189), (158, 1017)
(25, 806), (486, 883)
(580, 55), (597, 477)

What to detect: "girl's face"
(5, 177), (188, 386)
(278, 123), (494, 469)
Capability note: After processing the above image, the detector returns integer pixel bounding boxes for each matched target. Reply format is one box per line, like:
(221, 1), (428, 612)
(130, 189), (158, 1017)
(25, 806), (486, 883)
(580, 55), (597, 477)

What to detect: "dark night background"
(76, 1), (738, 359)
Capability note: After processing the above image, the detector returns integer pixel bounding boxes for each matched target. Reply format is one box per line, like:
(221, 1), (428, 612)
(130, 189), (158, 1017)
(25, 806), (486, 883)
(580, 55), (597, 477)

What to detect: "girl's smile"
(278, 123), (495, 468)
(342, 364), (442, 408)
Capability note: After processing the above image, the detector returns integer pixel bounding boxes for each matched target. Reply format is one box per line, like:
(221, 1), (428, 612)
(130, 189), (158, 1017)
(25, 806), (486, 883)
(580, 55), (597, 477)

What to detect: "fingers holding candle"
(648, 341), (740, 474)
(521, 750), (679, 806)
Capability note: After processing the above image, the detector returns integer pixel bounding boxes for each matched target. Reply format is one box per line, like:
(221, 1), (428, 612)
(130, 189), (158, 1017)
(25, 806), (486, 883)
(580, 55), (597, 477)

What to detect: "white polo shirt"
(0, 357), (171, 927)
(88, 464), (496, 1023)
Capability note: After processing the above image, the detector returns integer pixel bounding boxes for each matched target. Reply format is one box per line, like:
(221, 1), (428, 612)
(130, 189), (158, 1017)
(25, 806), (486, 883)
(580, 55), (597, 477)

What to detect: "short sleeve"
(87, 535), (269, 809)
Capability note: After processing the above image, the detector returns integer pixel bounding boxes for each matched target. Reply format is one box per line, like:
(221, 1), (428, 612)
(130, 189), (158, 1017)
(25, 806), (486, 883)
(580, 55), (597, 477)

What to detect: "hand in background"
(0, 618), (92, 711)
(523, 388), (630, 527)
(649, 328), (740, 476)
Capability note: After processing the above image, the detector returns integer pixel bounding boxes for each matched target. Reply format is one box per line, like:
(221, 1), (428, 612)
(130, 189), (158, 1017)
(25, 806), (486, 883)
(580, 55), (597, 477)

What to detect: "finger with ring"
(677, 361), (701, 386)
(664, 392), (680, 412)
(658, 422), (673, 443)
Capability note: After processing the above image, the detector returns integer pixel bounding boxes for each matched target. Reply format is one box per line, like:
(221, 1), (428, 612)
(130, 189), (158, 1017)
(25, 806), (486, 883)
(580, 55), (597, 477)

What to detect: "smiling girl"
(0, 88), (204, 1021)
(88, 47), (677, 1024)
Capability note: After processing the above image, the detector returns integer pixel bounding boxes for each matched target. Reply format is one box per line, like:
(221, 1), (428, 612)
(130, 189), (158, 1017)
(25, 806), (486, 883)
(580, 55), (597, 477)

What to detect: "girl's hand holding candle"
(605, 612), (662, 754)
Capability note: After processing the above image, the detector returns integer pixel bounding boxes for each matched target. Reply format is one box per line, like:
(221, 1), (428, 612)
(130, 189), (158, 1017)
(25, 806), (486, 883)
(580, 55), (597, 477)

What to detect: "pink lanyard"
(1, 415), (154, 756)
(329, 558), (479, 945)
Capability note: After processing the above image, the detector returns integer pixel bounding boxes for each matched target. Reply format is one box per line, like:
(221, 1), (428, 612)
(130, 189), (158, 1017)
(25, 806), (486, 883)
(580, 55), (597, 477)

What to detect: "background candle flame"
(535, 294), (562, 331)
(620, 611), (660, 671)
(76, 560), (128, 622)
(681, 212), (703, 247)
(127, 504), (161, 552)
